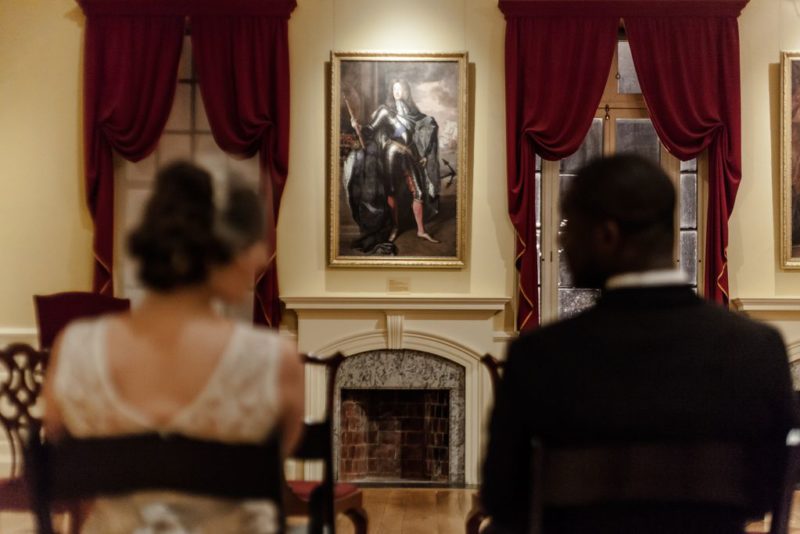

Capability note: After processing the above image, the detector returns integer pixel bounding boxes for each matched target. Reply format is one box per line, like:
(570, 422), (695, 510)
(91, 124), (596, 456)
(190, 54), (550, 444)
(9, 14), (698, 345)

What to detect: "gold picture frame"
(782, 51), (800, 268)
(329, 51), (469, 268)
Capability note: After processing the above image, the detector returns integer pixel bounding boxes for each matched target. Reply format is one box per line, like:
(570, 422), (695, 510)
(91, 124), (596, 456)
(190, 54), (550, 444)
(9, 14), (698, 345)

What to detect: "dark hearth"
(339, 389), (449, 482)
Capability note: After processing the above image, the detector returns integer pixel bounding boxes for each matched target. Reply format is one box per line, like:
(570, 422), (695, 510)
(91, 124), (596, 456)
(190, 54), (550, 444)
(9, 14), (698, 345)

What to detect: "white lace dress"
(51, 317), (284, 534)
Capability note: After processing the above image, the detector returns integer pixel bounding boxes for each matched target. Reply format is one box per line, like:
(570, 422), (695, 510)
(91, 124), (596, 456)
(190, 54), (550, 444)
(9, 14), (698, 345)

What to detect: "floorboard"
(5, 488), (800, 533)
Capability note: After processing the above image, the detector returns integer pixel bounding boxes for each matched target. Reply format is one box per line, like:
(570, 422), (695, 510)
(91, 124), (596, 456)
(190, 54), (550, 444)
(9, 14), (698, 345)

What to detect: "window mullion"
(696, 153), (709, 296)
(660, 145), (682, 267)
(541, 159), (560, 324)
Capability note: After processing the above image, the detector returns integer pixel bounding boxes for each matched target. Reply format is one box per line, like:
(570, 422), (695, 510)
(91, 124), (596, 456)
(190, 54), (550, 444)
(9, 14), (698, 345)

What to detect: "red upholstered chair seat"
(286, 480), (360, 501)
(284, 354), (367, 533)
(0, 477), (30, 509)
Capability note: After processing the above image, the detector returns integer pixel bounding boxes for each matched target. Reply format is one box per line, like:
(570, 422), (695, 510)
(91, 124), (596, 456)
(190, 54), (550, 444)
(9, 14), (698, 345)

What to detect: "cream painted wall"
(279, 0), (515, 329)
(0, 0), (92, 328)
(1, 0), (797, 330)
(731, 0), (800, 298)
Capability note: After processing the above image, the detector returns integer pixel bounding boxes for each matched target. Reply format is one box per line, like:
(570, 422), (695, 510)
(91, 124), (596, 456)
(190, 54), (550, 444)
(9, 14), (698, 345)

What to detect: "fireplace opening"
(339, 389), (450, 482)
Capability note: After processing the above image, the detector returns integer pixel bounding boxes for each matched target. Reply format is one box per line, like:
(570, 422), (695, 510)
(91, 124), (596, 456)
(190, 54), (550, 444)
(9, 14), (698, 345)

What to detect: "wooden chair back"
(0, 343), (48, 477)
(529, 441), (758, 534)
(290, 352), (346, 534)
(26, 430), (285, 534)
(481, 353), (504, 392)
(767, 430), (800, 534)
(34, 292), (131, 350)
(466, 354), (505, 534)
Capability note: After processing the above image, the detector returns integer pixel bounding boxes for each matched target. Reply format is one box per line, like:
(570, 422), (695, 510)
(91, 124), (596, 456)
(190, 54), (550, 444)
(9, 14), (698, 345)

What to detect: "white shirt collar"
(605, 269), (689, 290)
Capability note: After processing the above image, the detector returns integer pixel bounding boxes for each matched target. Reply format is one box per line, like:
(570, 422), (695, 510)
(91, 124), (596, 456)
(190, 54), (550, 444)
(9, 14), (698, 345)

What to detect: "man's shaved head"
(561, 154), (676, 288)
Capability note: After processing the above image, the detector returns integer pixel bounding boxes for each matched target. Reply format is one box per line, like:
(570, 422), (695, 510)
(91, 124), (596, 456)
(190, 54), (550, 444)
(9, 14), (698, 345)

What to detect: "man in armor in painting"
(344, 79), (441, 253)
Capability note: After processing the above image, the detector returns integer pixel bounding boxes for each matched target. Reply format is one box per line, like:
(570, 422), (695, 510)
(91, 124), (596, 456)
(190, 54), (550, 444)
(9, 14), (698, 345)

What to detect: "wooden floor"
(332, 488), (474, 534)
(4, 488), (800, 533)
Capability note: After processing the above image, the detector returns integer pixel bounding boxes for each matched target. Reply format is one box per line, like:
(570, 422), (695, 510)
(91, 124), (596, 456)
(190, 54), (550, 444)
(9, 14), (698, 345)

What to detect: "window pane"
(617, 41), (641, 94)
(558, 289), (599, 318)
(164, 83), (192, 132)
(561, 119), (603, 174)
(680, 158), (697, 173)
(680, 173), (697, 229)
(558, 174), (575, 290)
(227, 155), (261, 190)
(536, 229), (542, 286)
(195, 134), (227, 179)
(616, 119), (659, 164)
(558, 237), (572, 288)
(557, 123), (601, 318)
(159, 134), (192, 163)
(121, 188), (152, 288)
(122, 153), (157, 184)
(195, 90), (212, 132)
(535, 172), (542, 228)
(536, 168), (542, 288)
(680, 230), (697, 285)
(559, 174), (576, 199)
(177, 35), (192, 81)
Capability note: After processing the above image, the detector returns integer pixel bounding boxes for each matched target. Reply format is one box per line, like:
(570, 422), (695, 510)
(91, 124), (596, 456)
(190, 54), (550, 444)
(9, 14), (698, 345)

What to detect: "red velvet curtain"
(78, 0), (295, 326)
(191, 15), (291, 327)
(626, 17), (742, 305)
(499, 0), (748, 329)
(80, 8), (184, 294)
(503, 15), (618, 330)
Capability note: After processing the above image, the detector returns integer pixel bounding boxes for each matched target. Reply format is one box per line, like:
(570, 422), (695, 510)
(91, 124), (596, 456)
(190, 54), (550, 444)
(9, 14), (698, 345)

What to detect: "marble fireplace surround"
(334, 349), (466, 483)
(282, 296), (510, 485)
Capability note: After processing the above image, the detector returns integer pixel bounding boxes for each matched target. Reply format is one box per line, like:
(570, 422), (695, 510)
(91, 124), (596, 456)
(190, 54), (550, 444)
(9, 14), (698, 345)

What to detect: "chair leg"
(465, 508), (485, 534)
(344, 506), (368, 534)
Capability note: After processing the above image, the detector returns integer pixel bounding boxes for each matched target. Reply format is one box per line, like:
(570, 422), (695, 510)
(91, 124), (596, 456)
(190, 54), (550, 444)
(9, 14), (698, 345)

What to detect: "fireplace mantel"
(283, 295), (508, 312)
(282, 295), (511, 484)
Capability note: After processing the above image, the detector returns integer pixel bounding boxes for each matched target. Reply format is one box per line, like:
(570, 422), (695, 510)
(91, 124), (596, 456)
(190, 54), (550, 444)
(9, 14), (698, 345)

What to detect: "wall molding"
(283, 296), (508, 312)
(732, 298), (800, 358)
(0, 327), (38, 347)
(732, 298), (800, 313)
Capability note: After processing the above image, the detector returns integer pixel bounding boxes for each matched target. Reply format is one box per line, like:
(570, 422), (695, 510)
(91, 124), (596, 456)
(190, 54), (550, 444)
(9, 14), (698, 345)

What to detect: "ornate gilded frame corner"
(782, 51), (800, 269)
(328, 51), (469, 268)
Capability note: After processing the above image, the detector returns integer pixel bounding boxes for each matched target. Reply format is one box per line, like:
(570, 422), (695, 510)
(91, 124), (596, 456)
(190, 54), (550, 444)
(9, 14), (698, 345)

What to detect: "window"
(536, 35), (706, 324)
(114, 28), (260, 320)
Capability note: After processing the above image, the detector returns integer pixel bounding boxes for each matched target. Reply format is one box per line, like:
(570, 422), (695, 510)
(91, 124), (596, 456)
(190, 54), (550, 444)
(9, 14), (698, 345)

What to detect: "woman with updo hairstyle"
(42, 161), (304, 533)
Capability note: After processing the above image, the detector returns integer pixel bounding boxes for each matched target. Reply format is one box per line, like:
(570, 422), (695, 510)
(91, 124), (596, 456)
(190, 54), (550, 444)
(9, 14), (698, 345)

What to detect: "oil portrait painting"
(329, 52), (468, 268)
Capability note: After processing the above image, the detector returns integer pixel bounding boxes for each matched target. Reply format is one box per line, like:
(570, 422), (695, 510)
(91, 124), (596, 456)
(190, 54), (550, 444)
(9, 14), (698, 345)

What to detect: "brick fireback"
(339, 389), (450, 482)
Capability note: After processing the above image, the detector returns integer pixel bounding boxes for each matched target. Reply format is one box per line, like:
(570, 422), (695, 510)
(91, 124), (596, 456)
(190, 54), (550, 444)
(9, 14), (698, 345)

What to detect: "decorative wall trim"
(0, 327), (38, 347)
(732, 298), (800, 361)
(493, 331), (515, 345)
(283, 296), (508, 311)
(386, 313), (404, 350)
(732, 298), (800, 313)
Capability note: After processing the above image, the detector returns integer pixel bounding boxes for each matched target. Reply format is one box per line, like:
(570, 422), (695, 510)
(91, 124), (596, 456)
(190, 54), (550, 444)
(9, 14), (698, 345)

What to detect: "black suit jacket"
(481, 285), (799, 533)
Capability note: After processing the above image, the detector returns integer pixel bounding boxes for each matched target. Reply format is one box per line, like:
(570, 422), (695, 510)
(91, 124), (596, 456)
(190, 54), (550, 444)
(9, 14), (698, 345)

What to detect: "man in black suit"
(481, 154), (798, 533)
